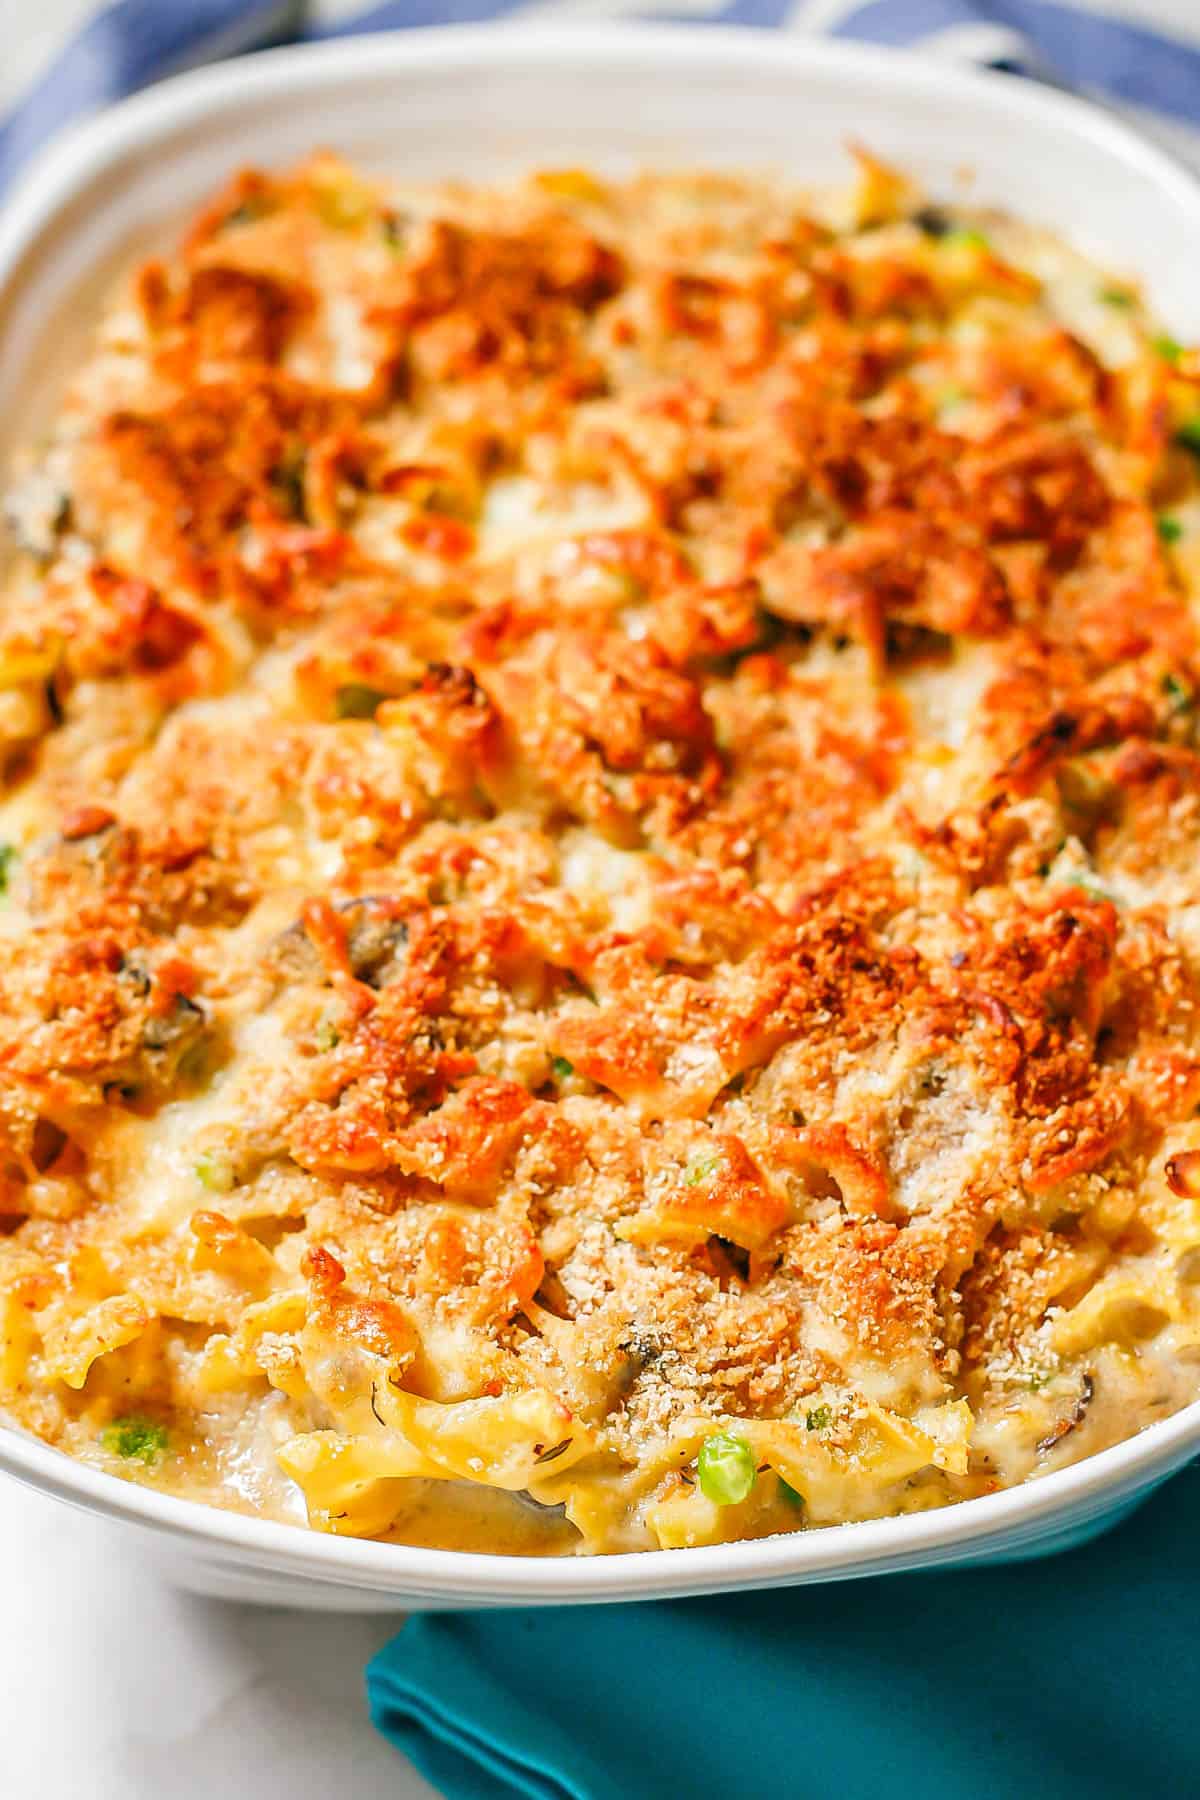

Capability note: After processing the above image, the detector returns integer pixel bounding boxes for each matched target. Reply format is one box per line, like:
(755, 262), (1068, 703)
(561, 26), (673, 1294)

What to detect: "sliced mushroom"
(340, 899), (409, 989)
(1036, 1372), (1095, 1457)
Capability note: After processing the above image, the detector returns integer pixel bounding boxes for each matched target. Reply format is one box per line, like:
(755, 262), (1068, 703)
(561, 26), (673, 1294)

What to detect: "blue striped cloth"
(4, 1), (1200, 201)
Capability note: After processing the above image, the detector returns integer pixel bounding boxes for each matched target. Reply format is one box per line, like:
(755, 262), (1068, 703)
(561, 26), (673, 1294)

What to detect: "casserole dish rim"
(2, 20), (1199, 1600)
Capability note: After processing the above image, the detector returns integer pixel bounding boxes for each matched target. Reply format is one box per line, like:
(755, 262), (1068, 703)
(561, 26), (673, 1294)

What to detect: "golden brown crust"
(4, 157), (1200, 1549)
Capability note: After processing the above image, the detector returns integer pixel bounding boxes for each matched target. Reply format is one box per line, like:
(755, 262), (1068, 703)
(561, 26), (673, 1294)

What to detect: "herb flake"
(194, 1152), (236, 1194)
(334, 684), (389, 721)
(946, 226), (989, 251)
(683, 1153), (721, 1187)
(1163, 671), (1195, 714)
(1175, 417), (1200, 457)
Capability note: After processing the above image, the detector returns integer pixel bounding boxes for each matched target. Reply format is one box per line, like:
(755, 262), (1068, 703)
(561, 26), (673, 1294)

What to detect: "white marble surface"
(0, 1476), (439, 1800)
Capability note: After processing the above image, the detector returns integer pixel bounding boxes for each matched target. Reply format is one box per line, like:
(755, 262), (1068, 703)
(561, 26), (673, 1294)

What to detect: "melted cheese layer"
(2, 154), (1200, 1554)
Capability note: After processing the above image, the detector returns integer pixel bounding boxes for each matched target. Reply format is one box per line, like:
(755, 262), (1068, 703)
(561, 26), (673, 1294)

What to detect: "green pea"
(696, 1431), (757, 1506)
(1157, 514), (1183, 545)
(100, 1418), (168, 1464)
(551, 1056), (574, 1081)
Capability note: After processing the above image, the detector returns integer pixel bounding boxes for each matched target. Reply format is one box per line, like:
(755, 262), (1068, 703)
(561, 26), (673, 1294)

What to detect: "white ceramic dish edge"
(1, 24), (1199, 1607)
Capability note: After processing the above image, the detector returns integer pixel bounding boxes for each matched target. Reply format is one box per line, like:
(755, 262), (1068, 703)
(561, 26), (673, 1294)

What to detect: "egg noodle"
(2, 154), (1200, 1552)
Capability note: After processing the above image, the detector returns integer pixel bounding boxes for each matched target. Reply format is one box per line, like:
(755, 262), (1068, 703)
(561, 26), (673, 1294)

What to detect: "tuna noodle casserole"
(2, 154), (1200, 1555)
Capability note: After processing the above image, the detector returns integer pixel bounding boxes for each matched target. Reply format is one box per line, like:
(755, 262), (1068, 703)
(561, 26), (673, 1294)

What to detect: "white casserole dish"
(1, 22), (1199, 1610)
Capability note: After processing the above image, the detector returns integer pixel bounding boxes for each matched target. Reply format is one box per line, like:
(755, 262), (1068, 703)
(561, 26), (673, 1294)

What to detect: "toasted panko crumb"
(2, 156), (1200, 1552)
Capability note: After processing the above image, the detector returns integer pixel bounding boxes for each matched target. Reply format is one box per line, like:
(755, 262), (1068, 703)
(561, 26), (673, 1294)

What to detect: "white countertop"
(1, 1476), (439, 1800)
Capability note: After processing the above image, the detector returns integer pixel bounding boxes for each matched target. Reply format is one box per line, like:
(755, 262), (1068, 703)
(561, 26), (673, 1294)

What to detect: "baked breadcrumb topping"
(3, 153), (1200, 1552)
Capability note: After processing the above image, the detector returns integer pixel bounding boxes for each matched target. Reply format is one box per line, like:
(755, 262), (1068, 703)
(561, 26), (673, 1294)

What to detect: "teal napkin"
(368, 1461), (1198, 1799)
